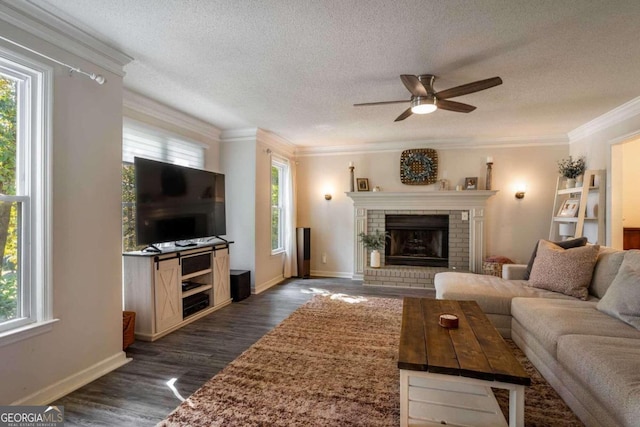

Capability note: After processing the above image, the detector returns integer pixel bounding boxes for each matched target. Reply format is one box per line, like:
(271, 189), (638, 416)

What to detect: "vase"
(370, 250), (381, 268)
(565, 178), (576, 188)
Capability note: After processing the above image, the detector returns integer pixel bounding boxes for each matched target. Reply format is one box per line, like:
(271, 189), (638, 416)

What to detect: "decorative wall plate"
(400, 149), (438, 185)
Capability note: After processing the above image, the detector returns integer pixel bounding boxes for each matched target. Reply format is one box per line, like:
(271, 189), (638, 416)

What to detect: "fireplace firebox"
(385, 215), (448, 267)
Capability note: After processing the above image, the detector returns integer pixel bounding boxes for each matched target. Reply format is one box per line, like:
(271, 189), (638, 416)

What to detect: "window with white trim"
(0, 49), (52, 341)
(271, 157), (288, 253)
(122, 119), (206, 251)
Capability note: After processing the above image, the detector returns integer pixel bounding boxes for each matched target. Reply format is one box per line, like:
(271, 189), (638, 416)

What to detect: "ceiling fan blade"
(394, 108), (413, 122)
(353, 100), (409, 107)
(400, 75), (428, 97)
(435, 77), (502, 100)
(437, 99), (477, 113)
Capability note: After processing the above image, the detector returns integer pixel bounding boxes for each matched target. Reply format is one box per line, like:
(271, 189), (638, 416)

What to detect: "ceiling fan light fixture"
(411, 96), (437, 114)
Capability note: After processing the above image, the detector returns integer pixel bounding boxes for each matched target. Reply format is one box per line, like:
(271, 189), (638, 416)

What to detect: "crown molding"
(220, 128), (258, 143)
(0, 1), (132, 75)
(568, 96), (640, 143)
(256, 129), (297, 157)
(220, 128), (297, 157)
(123, 90), (221, 142)
(294, 134), (568, 157)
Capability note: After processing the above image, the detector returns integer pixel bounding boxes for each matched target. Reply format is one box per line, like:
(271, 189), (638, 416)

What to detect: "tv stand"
(174, 241), (197, 247)
(207, 235), (228, 244)
(123, 242), (232, 341)
(142, 244), (161, 253)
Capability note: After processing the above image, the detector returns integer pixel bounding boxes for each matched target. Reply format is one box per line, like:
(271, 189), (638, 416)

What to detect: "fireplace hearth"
(385, 215), (449, 267)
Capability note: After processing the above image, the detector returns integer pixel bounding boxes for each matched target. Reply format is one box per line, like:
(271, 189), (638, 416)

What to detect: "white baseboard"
(254, 275), (284, 294)
(309, 270), (353, 279)
(12, 351), (131, 405)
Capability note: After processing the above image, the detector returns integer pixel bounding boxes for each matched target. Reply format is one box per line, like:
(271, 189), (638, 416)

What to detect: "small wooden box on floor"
(122, 311), (136, 350)
(230, 269), (251, 302)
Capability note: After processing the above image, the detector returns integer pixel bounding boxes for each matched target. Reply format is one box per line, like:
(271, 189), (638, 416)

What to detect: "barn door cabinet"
(123, 242), (232, 342)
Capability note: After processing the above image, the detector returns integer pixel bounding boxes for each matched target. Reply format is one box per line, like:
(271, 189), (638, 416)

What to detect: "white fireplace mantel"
(346, 190), (498, 210)
(346, 190), (498, 280)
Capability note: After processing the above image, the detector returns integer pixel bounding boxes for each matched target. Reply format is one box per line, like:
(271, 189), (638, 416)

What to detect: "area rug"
(158, 295), (583, 426)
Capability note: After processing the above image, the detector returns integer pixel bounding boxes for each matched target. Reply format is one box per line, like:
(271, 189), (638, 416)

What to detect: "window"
(122, 119), (206, 251)
(271, 157), (288, 253)
(0, 48), (52, 342)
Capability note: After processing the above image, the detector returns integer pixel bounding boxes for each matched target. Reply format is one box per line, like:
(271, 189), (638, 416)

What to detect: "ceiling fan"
(353, 74), (502, 122)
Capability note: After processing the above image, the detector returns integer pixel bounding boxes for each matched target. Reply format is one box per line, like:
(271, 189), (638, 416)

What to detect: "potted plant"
(358, 230), (388, 268)
(557, 156), (586, 188)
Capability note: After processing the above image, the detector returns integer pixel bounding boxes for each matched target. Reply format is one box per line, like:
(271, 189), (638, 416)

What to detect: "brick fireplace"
(346, 190), (497, 289)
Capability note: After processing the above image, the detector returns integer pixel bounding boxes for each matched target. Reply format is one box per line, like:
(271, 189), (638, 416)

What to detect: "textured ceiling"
(31, 0), (640, 147)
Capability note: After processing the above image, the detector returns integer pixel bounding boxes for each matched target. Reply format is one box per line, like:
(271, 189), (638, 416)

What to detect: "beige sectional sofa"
(434, 247), (640, 427)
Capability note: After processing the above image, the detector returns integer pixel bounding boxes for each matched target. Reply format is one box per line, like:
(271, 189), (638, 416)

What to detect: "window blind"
(122, 119), (205, 168)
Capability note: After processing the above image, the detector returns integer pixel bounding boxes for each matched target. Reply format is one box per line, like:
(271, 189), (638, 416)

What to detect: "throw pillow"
(596, 250), (640, 330)
(589, 248), (626, 298)
(523, 237), (588, 280)
(528, 240), (600, 300)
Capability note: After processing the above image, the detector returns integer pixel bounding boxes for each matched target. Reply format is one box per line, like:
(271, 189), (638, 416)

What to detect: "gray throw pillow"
(597, 250), (640, 330)
(589, 248), (626, 298)
(523, 237), (588, 280)
(529, 240), (600, 300)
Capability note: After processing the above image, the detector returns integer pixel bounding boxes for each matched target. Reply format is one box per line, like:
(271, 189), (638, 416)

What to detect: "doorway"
(610, 133), (640, 248)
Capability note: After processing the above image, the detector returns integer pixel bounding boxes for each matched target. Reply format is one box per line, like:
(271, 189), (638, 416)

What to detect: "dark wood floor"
(53, 277), (434, 426)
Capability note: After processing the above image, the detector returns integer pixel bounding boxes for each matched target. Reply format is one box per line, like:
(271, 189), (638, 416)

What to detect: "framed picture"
(356, 178), (370, 191)
(557, 198), (580, 217)
(464, 177), (478, 190)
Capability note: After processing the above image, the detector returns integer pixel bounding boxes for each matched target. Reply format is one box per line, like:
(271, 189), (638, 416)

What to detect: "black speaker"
(230, 269), (251, 302)
(297, 227), (310, 278)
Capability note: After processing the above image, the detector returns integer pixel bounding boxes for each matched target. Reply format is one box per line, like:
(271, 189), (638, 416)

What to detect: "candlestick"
(486, 160), (493, 190)
(349, 165), (355, 192)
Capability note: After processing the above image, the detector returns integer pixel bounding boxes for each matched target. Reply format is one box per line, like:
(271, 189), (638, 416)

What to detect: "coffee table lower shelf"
(400, 370), (524, 427)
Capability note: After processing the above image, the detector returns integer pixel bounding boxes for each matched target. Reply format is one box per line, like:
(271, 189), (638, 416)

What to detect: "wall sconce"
(324, 194), (332, 201)
(515, 183), (527, 199)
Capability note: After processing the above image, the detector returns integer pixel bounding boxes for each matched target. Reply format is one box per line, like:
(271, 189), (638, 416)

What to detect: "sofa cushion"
(511, 298), (640, 356)
(435, 272), (579, 317)
(523, 236), (588, 280)
(597, 250), (640, 329)
(528, 240), (599, 300)
(557, 335), (640, 427)
(590, 247), (626, 298)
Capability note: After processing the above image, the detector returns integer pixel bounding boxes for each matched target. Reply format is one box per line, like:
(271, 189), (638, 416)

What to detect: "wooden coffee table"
(398, 298), (531, 427)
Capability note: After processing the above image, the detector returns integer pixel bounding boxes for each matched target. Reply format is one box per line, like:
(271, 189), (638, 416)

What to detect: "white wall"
(254, 139), (285, 291)
(220, 130), (295, 292)
(220, 135), (257, 285)
(297, 144), (569, 276)
(569, 103), (640, 247)
(0, 24), (127, 404)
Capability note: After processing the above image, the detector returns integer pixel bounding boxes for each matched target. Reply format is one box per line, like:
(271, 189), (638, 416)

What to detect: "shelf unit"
(123, 242), (232, 341)
(549, 169), (605, 244)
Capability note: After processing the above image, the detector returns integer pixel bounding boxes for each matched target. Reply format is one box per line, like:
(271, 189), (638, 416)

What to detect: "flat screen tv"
(134, 157), (226, 246)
